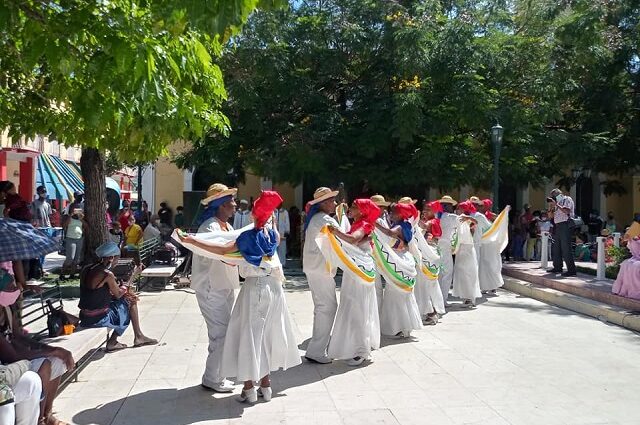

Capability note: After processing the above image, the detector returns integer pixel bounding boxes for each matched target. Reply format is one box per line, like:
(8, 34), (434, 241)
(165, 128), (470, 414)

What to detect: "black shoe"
(546, 269), (562, 274)
(561, 271), (577, 277)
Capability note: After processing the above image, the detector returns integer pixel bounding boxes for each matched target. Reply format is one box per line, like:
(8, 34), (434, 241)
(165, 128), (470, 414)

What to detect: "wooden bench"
(21, 283), (109, 386)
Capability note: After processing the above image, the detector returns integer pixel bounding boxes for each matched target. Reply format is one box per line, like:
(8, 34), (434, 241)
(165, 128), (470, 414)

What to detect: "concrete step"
(503, 276), (640, 333)
(502, 262), (640, 313)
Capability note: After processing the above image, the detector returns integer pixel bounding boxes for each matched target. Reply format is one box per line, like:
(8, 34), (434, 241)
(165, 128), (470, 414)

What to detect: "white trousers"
(438, 245), (454, 303)
(0, 371), (42, 425)
(305, 272), (337, 358)
(195, 285), (235, 387)
(278, 240), (287, 267)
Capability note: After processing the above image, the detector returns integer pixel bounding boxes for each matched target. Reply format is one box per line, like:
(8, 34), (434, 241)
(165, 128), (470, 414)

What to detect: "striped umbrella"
(0, 218), (59, 262)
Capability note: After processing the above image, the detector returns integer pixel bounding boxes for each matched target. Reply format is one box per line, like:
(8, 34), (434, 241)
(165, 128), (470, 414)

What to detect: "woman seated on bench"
(78, 241), (158, 352)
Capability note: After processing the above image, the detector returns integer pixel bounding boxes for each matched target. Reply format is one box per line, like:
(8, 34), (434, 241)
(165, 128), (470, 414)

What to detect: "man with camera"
(547, 188), (577, 277)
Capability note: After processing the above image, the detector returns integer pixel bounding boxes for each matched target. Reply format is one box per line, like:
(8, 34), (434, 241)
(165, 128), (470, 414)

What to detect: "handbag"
(46, 300), (80, 338)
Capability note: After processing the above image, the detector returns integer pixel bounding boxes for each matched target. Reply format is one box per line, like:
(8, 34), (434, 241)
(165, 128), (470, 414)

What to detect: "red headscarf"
(394, 203), (419, 221)
(482, 199), (495, 220)
(426, 200), (443, 214)
(428, 218), (443, 238)
(459, 200), (477, 215)
(350, 198), (380, 236)
(252, 191), (284, 229)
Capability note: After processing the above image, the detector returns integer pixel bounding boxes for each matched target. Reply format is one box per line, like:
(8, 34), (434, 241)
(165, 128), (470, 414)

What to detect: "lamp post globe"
(491, 123), (504, 212)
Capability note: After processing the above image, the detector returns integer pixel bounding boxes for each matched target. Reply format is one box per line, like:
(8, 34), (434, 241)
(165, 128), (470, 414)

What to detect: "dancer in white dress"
(178, 191), (301, 404)
(374, 201), (422, 338)
(472, 199), (510, 294)
(415, 200), (446, 325)
(190, 183), (239, 393)
(437, 196), (460, 304)
(327, 199), (381, 366)
(370, 195), (391, 319)
(452, 201), (481, 307)
(303, 187), (341, 364)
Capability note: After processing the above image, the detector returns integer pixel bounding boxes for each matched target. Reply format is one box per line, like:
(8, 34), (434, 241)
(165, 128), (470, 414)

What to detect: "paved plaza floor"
(56, 278), (640, 425)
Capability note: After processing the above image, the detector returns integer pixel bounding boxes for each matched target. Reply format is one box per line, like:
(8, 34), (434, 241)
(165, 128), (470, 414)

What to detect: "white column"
(260, 177), (273, 191)
(141, 164), (155, 213)
(613, 232), (621, 248)
(596, 237), (606, 280)
(294, 183), (303, 210)
(459, 185), (470, 200)
(183, 169), (194, 192)
(540, 231), (549, 269)
(522, 185), (530, 206)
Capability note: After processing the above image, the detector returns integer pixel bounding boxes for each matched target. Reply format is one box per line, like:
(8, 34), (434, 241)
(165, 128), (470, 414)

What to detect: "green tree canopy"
(178, 0), (639, 197)
(0, 0), (284, 255)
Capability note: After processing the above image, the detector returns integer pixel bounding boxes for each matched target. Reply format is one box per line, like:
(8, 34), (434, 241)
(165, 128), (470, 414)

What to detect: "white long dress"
(373, 215), (391, 318)
(452, 221), (481, 303)
(437, 213), (460, 302)
(479, 207), (510, 291)
(413, 229), (446, 316)
(328, 240), (380, 360)
(221, 261), (301, 382)
(379, 246), (422, 336)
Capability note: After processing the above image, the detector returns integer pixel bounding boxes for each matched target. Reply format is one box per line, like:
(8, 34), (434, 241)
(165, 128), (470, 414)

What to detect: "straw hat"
(601, 229), (611, 237)
(370, 194), (390, 207)
(398, 196), (417, 205)
(469, 196), (483, 205)
(201, 183), (237, 205)
(308, 187), (339, 205)
(439, 195), (458, 206)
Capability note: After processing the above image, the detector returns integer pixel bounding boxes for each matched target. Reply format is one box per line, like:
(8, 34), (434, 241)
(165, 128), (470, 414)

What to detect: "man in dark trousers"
(548, 188), (577, 277)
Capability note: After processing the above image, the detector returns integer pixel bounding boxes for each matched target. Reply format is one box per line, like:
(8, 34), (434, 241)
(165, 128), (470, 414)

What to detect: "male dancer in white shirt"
(303, 187), (340, 364)
(191, 183), (240, 392)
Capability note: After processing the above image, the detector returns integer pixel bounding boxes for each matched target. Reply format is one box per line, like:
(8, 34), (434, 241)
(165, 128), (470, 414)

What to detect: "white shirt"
(276, 208), (290, 235)
(439, 212), (459, 243)
(303, 212), (339, 275)
(190, 218), (240, 292)
(233, 210), (253, 229)
(538, 220), (553, 233)
(554, 195), (575, 223)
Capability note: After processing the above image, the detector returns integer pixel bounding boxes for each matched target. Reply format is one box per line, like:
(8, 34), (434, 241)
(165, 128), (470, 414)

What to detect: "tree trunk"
(80, 147), (107, 263)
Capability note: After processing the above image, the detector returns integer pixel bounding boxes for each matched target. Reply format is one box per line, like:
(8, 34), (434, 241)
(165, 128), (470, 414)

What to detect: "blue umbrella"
(0, 218), (59, 262)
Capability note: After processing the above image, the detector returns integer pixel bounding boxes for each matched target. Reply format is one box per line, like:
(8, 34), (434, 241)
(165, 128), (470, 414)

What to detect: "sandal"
(106, 342), (128, 352)
(45, 414), (70, 425)
(133, 337), (158, 347)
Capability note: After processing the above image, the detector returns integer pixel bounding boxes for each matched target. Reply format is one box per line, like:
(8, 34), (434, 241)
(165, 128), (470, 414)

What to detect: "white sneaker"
(305, 355), (332, 364)
(346, 356), (365, 367)
(237, 387), (258, 404)
(202, 379), (235, 393)
(257, 386), (272, 402)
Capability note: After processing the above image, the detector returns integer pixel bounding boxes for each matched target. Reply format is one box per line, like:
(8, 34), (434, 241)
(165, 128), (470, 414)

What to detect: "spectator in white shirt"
(233, 199), (253, 229)
(275, 203), (290, 267)
(548, 188), (576, 276)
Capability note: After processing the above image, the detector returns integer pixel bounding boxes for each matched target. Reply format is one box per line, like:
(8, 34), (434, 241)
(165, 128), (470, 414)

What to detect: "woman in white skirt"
(179, 191), (301, 403)
(452, 201), (481, 307)
(327, 199), (381, 366)
(374, 201), (422, 338)
(415, 200), (446, 325)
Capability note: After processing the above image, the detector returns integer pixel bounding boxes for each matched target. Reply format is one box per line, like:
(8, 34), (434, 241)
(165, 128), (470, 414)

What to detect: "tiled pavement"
(56, 278), (640, 425)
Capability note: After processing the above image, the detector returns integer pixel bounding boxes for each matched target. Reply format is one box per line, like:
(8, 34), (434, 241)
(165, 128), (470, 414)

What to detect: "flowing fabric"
(371, 231), (417, 292)
(612, 238), (640, 300)
(479, 206), (510, 291)
(336, 203), (351, 233)
(437, 212), (461, 300)
(314, 226), (376, 285)
(174, 222), (300, 382)
(452, 221), (481, 303)
(411, 227), (445, 315)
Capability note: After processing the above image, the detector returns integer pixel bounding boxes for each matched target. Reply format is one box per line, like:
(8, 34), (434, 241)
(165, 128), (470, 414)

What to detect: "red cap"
(354, 198), (381, 226)
(426, 200), (443, 214)
(459, 200), (477, 215)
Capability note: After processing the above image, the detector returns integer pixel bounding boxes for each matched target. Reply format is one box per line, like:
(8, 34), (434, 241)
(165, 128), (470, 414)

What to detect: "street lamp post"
(491, 123), (504, 212)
